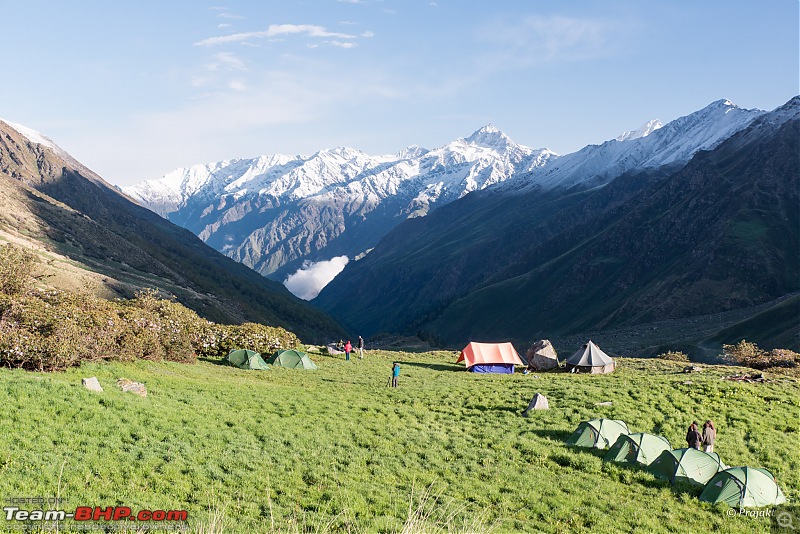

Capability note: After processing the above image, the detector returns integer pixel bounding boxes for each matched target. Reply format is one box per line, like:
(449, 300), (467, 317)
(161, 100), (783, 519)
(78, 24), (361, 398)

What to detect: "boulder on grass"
(522, 393), (549, 416)
(82, 377), (103, 393)
(526, 340), (559, 371)
(117, 378), (147, 397)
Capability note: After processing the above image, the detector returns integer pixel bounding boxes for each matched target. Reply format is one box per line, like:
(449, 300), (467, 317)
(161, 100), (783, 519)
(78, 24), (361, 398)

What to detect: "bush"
(722, 340), (799, 371)
(0, 250), (301, 371)
(657, 350), (689, 362)
(0, 244), (37, 295)
(195, 322), (300, 360)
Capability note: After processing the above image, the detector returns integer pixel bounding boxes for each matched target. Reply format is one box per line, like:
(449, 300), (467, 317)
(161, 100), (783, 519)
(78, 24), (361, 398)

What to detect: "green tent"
(603, 433), (672, 466)
(268, 349), (318, 370)
(647, 448), (724, 486)
(225, 349), (271, 370)
(566, 419), (629, 449)
(699, 467), (787, 508)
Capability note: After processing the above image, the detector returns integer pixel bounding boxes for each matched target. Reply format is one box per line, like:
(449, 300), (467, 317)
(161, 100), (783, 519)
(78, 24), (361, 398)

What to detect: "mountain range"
(124, 124), (556, 284)
(126, 99), (766, 294)
(5, 95), (796, 355)
(315, 97), (799, 355)
(0, 119), (346, 342)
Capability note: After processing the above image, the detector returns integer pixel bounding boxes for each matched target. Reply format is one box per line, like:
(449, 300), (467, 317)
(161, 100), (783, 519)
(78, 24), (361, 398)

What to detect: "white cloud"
(228, 80), (247, 91)
(212, 52), (247, 70)
(479, 15), (631, 65)
(284, 256), (349, 300)
(328, 41), (357, 49)
(195, 24), (357, 47)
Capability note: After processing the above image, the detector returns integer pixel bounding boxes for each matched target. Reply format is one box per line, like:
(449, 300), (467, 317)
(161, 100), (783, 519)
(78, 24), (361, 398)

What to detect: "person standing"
(357, 336), (365, 359)
(391, 362), (400, 387)
(344, 340), (352, 361)
(686, 421), (702, 450)
(702, 420), (717, 453)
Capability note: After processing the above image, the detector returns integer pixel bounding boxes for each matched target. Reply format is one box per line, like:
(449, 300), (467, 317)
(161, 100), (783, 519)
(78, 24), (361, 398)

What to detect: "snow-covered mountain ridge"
(500, 99), (766, 192)
(124, 99), (767, 295)
(126, 124), (552, 219)
(124, 124), (556, 283)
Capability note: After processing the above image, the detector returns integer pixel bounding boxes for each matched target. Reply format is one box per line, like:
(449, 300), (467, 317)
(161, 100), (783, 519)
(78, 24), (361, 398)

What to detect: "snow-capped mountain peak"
(464, 123), (515, 149)
(395, 145), (429, 160)
(616, 119), (663, 142)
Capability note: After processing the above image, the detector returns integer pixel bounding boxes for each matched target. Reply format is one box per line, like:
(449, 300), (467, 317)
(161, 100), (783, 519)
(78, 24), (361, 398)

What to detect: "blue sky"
(2, 0), (797, 186)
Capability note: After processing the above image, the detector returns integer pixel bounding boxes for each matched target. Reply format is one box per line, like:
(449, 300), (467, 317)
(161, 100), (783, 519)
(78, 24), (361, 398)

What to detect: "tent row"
(457, 340), (614, 374)
(566, 419), (786, 507)
(224, 349), (318, 370)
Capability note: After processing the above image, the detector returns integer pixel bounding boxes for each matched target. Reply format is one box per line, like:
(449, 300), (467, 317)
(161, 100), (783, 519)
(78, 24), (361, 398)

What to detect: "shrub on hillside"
(0, 244), (300, 371)
(195, 322), (300, 360)
(657, 350), (689, 362)
(0, 244), (36, 295)
(722, 339), (799, 371)
(126, 289), (209, 363)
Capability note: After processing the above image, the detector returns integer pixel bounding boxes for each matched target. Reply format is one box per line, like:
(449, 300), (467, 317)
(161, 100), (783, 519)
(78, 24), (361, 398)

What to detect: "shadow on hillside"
(370, 346), (443, 354)
(199, 357), (226, 366)
(401, 361), (462, 372)
(527, 429), (572, 442)
(639, 477), (703, 498)
(466, 404), (521, 416)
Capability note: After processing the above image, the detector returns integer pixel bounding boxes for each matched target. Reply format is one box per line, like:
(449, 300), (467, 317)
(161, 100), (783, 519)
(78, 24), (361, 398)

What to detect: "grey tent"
(565, 340), (615, 374)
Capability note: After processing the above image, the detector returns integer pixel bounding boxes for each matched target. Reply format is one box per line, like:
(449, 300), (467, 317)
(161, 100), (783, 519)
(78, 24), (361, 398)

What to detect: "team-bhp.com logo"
(4, 505), (188, 523)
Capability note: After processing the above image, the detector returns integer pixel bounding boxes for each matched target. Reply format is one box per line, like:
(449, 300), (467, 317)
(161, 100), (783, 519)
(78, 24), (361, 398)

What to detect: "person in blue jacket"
(391, 362), (400, 387)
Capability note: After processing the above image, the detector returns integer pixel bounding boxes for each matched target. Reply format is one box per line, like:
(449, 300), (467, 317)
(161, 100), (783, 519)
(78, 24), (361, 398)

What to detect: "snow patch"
(616, 119), (662, 142)
(284, 256), (349, 300)
(0, 118), (70, 160)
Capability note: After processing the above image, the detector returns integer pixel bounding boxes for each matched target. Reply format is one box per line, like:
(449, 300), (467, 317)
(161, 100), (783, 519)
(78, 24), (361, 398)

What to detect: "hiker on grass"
(344, 340), (353, 361)
(357, 335), (364, 359)
(702, 420), (717, 453)
(391, 362), (400, 387)
(686, 421), (702, 450)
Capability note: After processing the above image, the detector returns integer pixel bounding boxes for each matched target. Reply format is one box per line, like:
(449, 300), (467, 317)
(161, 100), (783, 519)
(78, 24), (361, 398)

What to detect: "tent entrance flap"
(469, 363), (515, 374)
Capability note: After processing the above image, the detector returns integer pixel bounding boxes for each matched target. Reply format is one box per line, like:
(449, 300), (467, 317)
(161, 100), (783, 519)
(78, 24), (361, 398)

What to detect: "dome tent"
(603, 433), (672, 466)
(268, 349), (318, 370)
(699, 467), (786, 508)
(565, 340), (615, 374)
(647, 448), (724, 486)
(225, 349), (271, 370)
(566, 419), (630, 449)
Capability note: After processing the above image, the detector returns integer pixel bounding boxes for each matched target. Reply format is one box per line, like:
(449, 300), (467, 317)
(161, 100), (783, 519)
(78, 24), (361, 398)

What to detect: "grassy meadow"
(0, 351), (797, 533)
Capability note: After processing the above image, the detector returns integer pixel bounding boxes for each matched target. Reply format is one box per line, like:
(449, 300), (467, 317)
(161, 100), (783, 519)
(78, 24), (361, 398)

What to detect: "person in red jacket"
(344, 340), (352, 361)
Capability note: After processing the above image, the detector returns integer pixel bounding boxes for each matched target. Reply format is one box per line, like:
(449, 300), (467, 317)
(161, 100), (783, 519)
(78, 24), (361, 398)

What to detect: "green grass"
(0, 353), (797, 533)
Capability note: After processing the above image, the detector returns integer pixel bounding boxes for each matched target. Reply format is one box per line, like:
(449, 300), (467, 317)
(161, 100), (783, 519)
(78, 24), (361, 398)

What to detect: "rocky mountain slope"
(0, 120), (346, 342)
